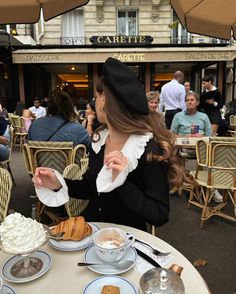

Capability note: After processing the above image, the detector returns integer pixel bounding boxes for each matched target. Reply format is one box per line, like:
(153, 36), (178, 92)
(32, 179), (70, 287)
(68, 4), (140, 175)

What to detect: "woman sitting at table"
(82, 99), (100, 136)
(33, 57), (188, 231)
(170, 92), (212, 137)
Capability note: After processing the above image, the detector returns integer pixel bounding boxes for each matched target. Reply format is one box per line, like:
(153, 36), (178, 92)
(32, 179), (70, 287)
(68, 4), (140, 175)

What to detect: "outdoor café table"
(175, 137), (200, 150)
(0, 222), (210, 294)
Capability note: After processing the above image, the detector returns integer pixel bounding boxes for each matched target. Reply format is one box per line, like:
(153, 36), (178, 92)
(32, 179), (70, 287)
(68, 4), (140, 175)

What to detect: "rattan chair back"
(0, 168), (13, 222)
(0, 126), (15, 185)
(23, 141), (74, 222)
(25, 141), (73, 174)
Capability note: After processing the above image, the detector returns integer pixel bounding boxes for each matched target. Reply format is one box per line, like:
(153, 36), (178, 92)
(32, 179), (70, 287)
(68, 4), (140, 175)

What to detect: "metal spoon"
(77, 260), (134, 270)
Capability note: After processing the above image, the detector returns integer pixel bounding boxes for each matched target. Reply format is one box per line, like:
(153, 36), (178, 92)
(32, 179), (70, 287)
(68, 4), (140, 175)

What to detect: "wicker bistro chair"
(189, 139), (236, 227)
(23, 141), (74, 222)
(228, 115), (236, 137)
(63, 164), (89, 217)
(8, 115), (28, 150)
(0, 168), (13, 222)
(0, 126), (16, 185)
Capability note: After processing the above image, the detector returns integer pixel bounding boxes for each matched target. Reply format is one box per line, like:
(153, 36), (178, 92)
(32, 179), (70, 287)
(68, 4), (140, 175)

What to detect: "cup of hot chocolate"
(93, 227), (135, 263)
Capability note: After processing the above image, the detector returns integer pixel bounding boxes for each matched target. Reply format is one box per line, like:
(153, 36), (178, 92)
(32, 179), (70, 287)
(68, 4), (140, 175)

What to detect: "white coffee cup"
(93, 227), (135, 263)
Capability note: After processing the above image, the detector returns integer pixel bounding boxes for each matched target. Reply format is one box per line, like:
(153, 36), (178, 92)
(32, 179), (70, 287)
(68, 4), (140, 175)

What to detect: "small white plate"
(49, 223), (99, 252)
(82, 275), (137, 294)
(1, 250), (52, 284)
(84, 245), (137, 275)
(1, 284), (17, 294)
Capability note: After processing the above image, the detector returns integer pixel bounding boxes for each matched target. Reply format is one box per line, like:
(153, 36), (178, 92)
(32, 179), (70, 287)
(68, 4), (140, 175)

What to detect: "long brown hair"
(94, 77), (188, 188)
(47, 90), (78, 122)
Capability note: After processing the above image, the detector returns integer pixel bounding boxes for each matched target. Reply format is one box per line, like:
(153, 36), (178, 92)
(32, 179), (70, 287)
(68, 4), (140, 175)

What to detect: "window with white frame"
(61, 9), (84, 45)
(172, 11), (190, 44)
(117, 10), (138, 36)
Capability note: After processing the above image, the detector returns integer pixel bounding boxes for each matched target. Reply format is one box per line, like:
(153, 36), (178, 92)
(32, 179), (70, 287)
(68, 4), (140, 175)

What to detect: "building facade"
(1, 0), (236, 110)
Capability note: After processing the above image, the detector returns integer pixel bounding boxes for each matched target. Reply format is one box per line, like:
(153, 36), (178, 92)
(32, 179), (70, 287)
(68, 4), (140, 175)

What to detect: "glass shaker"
(139, 268), (185, 294)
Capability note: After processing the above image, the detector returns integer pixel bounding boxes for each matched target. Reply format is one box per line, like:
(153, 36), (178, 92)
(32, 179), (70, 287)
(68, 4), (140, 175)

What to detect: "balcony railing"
(171, 36), (231, 45)
(61, 37), (85, 45)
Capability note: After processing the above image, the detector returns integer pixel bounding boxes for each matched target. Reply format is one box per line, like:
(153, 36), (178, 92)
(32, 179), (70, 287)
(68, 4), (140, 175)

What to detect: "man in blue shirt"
(171, 92), (212, 137)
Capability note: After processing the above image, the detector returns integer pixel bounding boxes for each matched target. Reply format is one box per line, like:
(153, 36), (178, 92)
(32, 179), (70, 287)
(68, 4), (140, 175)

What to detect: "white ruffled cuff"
(35, 170), (69, 207)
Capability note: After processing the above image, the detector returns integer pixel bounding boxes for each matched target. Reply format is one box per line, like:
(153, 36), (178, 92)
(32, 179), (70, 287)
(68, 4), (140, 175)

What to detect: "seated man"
(171, 92), (212, 137)
(29, 97), (46, 119)
(171, 92), (223, 203)
(0, 116), (10, 161)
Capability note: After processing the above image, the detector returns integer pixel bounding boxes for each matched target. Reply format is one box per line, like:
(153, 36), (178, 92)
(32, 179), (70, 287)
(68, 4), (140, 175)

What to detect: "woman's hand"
(32, 167), (62, 190)
(104, 151), (128, 181)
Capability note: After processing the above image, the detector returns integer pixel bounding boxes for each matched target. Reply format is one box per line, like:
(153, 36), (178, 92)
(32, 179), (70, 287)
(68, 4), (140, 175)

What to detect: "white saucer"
(1, 284), (17, 294)
(82, 276), (138, 294)
(84, 245), (137, 275)
(49, 223), (99, 252)
(1, 250), (52, 283)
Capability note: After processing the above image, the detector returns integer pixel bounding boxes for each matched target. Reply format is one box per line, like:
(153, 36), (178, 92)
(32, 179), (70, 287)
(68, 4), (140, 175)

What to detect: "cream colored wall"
(18, 0), (172, 45)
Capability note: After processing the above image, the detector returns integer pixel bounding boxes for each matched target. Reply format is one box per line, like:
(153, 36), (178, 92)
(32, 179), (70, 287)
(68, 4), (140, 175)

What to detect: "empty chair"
(8, 115), (28, 150)
(189, 138), (236, 227)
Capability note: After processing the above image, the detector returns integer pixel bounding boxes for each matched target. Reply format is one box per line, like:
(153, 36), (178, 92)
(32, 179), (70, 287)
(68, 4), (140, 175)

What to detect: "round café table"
(0, 222), (210, 294)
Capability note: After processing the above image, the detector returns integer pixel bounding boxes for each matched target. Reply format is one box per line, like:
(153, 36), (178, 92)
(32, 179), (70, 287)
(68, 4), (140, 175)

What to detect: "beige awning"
(12, 46), (236, 64)
(0, 0), (89, 24)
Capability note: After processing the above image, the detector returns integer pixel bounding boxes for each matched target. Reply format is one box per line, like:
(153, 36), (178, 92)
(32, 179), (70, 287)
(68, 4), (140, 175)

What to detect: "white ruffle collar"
(92, 129), (153, 193)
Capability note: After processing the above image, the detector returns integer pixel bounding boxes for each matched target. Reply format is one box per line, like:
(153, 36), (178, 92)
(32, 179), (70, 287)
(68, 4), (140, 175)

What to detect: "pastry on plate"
(52, 216), (92, 241)
(101, 285), (120, 294)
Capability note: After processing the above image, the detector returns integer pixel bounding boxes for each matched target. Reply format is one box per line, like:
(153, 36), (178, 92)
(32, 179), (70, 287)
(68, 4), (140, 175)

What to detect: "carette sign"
(90, 35), (153, 46)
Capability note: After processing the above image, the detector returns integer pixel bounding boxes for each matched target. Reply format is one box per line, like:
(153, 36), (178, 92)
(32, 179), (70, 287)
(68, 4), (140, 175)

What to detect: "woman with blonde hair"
(146, 91), (160, 112)
(33, 58), (187, 231)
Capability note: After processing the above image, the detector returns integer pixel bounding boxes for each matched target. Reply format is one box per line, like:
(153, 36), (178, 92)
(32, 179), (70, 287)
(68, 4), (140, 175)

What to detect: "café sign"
(90, 35), (153, 46)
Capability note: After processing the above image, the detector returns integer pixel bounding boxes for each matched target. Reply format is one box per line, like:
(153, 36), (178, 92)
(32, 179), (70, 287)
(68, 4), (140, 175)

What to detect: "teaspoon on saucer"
(77, 260), (133, 270)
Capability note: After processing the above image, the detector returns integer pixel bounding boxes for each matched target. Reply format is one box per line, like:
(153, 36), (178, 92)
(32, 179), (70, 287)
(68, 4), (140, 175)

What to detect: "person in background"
(171, 92), (212, 137)
(15, 101), (25, 116)
(0, 116), (10, 161)
(32, 57), (189, 231)
(199, 75), (223, 136)
(159, 71), (186, 129)
(22, 109), (35, 131)
(82, 99), (99, 136)
(146, 91), (160, 112)
(0, 102), (8, 119)
(28, 90), (90, 147)
(184, 81), (192, 95)
(29, 97), (46, 119)
(41, 97), (48, 108)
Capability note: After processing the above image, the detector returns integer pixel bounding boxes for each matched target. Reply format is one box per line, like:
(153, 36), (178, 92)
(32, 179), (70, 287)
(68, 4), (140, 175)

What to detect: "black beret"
(103, 57), (149, 115)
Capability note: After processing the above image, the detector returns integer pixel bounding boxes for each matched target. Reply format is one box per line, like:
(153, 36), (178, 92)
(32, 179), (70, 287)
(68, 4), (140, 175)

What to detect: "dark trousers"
(165, 109), (182, 129)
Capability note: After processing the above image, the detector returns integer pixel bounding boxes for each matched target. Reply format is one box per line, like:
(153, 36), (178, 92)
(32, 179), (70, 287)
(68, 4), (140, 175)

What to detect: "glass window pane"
(118, 11), (126, 35)
(128, 11), (136, 35)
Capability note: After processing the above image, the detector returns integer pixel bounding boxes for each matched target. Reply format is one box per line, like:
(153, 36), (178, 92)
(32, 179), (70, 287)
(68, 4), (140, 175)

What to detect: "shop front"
(12, 45), (236, 108)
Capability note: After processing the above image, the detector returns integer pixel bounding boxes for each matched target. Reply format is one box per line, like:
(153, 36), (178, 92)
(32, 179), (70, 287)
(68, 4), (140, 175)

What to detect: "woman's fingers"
(32, 167), (61, 190)
(104, 151), (128, 171)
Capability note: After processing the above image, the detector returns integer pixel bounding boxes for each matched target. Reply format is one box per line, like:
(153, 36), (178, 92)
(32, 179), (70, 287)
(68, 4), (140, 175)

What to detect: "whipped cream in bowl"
(0, 212), (48, 255)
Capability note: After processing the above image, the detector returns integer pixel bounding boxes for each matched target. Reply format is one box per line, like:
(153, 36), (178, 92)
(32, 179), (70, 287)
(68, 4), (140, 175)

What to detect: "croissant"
(52, 216), (92, 241)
